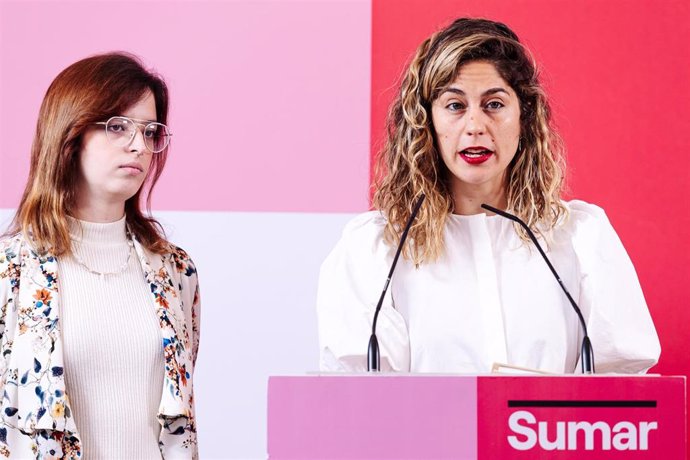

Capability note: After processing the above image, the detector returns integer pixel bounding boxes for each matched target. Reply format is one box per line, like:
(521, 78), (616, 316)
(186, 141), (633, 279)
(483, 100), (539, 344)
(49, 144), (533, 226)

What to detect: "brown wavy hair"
(5, 52), (171, 255)
(373, 17), (566, 264)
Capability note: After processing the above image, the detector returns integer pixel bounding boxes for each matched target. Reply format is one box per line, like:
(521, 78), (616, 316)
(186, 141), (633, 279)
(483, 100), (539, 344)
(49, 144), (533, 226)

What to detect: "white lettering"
(612, 421), (637, 450)
(639, 422), (657, 450)
(538, 421), (565, 450)
(507, 411), (658, 452)
(567, 421), (611, 450)
(507, 411), (537, 450)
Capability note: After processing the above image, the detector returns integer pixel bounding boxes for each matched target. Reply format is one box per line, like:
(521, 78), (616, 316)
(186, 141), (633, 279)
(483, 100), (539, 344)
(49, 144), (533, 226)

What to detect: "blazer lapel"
(132, 238), (193, 420)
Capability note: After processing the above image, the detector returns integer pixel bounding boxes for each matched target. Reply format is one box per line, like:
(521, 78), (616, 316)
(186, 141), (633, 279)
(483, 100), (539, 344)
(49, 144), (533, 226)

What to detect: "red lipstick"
(459, 147), (493, 165)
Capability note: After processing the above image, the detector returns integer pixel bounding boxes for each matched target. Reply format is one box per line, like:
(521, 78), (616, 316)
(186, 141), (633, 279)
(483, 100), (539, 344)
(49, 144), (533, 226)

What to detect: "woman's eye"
(144, 129), (157, 138)
(486, 100), (504, 110)
(108, 123), (126, 133)
(446, 102), (465, 111)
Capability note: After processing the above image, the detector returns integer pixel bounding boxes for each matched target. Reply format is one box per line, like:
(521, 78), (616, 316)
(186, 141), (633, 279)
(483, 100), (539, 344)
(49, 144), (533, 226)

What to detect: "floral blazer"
(0, 233), (200, 459)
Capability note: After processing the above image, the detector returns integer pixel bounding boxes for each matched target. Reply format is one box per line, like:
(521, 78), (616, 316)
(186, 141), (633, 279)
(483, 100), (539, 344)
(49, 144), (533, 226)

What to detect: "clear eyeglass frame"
(93, 116), (172, 154)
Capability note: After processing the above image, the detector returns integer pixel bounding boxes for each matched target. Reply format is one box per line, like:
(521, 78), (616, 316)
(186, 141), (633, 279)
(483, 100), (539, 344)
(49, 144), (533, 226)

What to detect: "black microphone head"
(581, 336), (595, 374)
(367, 334), (381, 372)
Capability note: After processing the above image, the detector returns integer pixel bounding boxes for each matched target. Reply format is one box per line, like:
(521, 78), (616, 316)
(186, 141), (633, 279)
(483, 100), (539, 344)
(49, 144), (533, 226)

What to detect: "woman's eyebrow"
(124, 117), (158, 125)
(440, 86), (509, 97)
(483, 87), (510, 96)
(438, 87), (464, 97)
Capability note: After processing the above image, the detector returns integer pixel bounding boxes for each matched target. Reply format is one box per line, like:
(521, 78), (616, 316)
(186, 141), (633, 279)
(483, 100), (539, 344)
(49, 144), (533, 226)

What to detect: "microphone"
(368, 194), (426, 372)
(481, 203), (595, 374)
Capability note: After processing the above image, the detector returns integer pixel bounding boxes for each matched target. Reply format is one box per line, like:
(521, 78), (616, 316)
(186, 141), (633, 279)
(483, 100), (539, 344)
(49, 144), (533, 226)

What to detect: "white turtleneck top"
(57, 216), (164, 459)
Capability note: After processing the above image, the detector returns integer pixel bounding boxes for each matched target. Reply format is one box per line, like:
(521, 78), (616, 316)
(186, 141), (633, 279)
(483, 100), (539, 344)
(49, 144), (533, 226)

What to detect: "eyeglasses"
(93, 116), (172, 153)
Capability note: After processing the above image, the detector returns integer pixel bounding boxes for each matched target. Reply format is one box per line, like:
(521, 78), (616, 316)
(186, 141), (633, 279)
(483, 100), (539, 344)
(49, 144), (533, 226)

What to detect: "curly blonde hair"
(373, 18), (566, 264)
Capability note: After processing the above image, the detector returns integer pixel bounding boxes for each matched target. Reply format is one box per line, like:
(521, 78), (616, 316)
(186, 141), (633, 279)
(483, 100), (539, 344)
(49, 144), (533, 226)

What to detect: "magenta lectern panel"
(268, 376), (478, 459)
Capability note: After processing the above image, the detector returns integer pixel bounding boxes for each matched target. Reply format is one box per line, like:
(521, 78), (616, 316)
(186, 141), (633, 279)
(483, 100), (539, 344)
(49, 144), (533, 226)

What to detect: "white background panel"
(1, 208), (357, 459)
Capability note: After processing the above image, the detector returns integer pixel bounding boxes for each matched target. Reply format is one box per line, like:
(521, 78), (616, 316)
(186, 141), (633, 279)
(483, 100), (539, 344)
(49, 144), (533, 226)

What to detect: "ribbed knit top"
(57, 217), (164, 459)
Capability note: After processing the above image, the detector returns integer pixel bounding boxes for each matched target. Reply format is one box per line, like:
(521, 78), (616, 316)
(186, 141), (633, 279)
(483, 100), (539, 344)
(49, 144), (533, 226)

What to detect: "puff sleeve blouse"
(317, 200), (660, 374)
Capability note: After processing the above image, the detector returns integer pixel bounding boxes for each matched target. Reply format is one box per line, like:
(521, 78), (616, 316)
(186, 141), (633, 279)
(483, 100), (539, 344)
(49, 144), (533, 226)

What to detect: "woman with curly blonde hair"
(317, 18), (659, 374)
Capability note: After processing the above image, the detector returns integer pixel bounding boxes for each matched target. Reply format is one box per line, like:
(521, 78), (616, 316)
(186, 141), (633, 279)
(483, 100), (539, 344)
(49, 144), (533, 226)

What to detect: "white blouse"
(317, 200), (660, 374)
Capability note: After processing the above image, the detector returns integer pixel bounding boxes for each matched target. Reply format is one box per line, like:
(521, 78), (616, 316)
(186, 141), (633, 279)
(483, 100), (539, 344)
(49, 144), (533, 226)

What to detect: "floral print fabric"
(0, 234), (200, 459)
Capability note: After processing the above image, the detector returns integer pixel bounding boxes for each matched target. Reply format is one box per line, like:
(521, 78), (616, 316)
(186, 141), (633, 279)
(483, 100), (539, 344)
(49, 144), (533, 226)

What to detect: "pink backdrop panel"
(0, 0), (371, 213)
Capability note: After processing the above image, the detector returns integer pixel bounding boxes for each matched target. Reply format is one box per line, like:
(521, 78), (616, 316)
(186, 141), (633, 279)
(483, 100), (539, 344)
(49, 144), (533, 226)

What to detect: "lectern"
(267, 375), (686, 459)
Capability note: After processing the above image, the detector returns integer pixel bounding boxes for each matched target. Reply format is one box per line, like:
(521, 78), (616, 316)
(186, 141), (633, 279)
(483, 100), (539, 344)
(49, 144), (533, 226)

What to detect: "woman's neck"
(73, 198), (125, 223)
(67, 215), (128, 244)
(451, 182), (508, 215)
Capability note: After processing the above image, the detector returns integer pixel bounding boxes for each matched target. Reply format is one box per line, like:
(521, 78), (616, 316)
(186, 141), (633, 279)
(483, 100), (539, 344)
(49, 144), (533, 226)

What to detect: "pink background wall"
(0, 0), (371, 212)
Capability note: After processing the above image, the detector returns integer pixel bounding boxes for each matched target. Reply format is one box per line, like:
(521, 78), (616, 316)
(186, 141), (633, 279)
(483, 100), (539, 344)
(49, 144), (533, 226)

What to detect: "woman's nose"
(128, 127), (147, 155)
(464, 106), (487, 136)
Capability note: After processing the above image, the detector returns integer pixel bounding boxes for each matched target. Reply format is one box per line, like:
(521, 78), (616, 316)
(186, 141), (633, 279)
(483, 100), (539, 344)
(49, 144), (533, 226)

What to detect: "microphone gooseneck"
(368, 194), (426, 372)
(481, 203), (595, 374)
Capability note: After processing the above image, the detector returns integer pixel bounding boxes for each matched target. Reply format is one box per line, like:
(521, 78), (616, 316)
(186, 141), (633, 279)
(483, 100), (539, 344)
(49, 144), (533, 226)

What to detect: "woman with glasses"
(0, 52), (199, 458)
(317, 18), (660, 375)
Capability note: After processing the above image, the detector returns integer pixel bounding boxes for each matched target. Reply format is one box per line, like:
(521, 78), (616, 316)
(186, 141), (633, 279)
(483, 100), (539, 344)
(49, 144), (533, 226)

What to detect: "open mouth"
(460, 147), (493, 158)
(459, 147), (494, 164)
